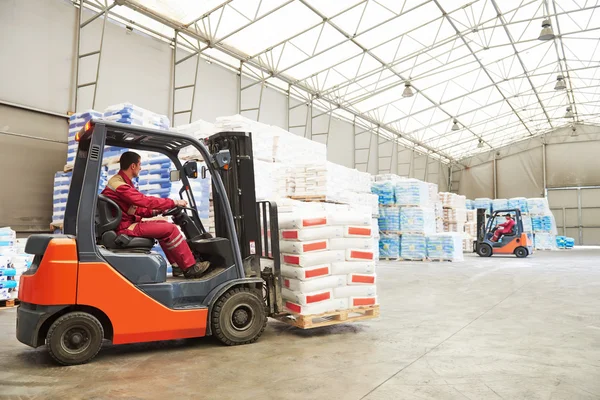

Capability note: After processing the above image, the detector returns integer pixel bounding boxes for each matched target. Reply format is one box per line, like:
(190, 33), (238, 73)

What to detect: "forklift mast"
(476, 208), (487, 243)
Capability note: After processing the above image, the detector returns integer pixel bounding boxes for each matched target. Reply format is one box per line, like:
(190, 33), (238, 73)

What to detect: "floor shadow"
(269, 320), (366, 337)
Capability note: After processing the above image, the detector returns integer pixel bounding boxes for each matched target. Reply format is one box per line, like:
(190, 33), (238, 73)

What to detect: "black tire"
(514, 246), (528, 258)
(477, 243), (493, 257)
(211, 287), (267, 346)
(46, 312), (104, 366)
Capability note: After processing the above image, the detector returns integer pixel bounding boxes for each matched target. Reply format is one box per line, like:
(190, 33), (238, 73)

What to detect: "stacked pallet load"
(427, 233), (465, 262)
(508, 197), (529, 213)
(396, 179), (433, 261)
(491, 198), (508, 212)
(556, 236), (575, 249)
(474, 198), (492, 214)
(0, 229), (32, 304)
(463, 209), (477, 252)
(527, 198), (557, 250)
(278, 203), (378, 327)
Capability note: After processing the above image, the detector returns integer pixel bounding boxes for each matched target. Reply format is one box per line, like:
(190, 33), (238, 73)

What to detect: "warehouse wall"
(455, 124), (600, 199)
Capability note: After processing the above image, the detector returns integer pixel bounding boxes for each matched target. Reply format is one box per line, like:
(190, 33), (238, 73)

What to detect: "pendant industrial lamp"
(402, 81), (414, 98)
(477, 139), (484, 148)
(564, 106), (574, 118)
(554, 75), (566, 90)
(451, 119), (460, 131)
(538, 19), (555, 40)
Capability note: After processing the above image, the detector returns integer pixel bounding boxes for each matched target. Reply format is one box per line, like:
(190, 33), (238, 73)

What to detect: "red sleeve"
(114, 184), (175, 211)
(135, 206), (156, 218)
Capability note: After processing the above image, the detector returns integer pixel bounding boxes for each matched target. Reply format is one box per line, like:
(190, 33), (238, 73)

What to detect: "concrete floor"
(1, 250), (599, 400)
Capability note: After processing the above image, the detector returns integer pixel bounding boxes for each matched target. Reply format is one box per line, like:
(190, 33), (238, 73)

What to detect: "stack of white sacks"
(0, 229), (32, 300)
(463, 210), (478, 251)
(426, 233), (464, 261)
(279, 202), (377, 315)
(51, 171), (72, 227)
(527, 198), (557, 250)
(66, 110), (102, 168)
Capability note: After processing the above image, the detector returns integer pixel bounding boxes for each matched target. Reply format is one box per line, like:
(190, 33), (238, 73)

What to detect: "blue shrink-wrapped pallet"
(395, 179), (429, 206)
(426, 233), (464, 261)
(400, 207), (436, 234)
(400, 234), (427, 260)
(372, 181), (395, 206)
(491, 199), (508, 211)
(379, 234), (400, 259)
(378, 206), (400, 232)
(474, 198), (492, 214)
(508, 197), (528, 213)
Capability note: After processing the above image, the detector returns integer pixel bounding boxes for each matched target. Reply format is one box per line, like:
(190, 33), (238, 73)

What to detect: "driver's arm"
(114, 183), (176, 214)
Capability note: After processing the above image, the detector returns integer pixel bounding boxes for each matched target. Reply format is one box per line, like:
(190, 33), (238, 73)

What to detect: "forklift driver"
(491, 213), (516, 242)
(101, 151), (210, 279)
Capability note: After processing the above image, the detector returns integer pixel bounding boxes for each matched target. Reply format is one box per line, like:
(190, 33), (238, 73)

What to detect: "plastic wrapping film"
(103, 103), (170, 130)
(400, 234), (427, 260)
(527, 198), (551, 215)
(400, 207), (436, 234)
(474, 198), (492, 214)
(466, 200), (474, 210)
(438, 192), (467, 209)
(491, 199), (508, 212)
(395, 179), (430, 206)
(379, 234), (400, 259)
(556, 236), (575, 249)
(531, 215), (557, 233)
(378, 206), (400, 232)
(426, 233), (464, 261)
(0, 229), (33, 299)
(522, 215), (533, 233)
(534, 233), (557, 250)
(173, 119), (216, 160)
(372, 181), (395, 206)
(508, 197), (529, 213)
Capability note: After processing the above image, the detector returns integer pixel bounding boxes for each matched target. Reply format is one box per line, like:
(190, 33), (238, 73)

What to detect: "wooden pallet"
(380, 230), (401, 235)
(399, 257), (427, 261)
(0, 299), (19, 309)
(428, 258), (454, 262)
(276, 305), (379, 329)
(379, 257), (400, 261)
(290, 195), (343, 204)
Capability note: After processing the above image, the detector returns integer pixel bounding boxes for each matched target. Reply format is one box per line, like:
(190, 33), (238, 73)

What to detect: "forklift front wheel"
(477, 243), (493, 257)
(514, 247), (528, 258)
(46, 312), (104, 366)
(211, 287), (267, 346)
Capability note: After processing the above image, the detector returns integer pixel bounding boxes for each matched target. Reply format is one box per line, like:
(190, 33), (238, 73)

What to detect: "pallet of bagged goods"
(275, 203), (379, 328)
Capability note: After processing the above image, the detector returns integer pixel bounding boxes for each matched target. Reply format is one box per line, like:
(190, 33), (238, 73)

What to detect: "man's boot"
(171, 265), (183, 277)
(183, 261), (211, 279)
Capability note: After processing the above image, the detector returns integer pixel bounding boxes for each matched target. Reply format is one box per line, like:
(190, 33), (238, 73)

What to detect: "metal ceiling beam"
(116, 0), (451, 162)
(490, 0), (554, 129)
(298, 0), (487, 158)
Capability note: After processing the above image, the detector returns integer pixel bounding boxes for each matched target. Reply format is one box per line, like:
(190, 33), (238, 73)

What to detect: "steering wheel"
(163, 206), (183, 217)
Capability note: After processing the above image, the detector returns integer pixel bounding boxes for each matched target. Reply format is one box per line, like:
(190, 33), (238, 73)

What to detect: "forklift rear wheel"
(211, 287), (267, 346)
(46, 312), (104, 366)
(477, 243), (493, 257)
(514, 247), (528, 258)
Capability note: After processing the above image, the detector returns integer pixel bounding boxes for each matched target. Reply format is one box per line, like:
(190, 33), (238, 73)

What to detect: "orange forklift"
(475, 208), (534, 258)
(16, 120), (284, 365)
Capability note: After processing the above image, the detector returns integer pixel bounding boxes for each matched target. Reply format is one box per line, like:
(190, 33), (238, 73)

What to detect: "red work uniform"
(101, 170), (196, 269)
(492, 218), (516, 242)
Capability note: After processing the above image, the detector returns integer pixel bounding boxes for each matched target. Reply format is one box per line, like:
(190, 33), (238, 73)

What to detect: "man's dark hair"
(120, 151), (141, 170)
(505, 213), (512, 217)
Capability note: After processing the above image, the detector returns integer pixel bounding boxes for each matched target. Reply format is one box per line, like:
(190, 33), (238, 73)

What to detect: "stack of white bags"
(0, 229), (32, 300)
(279, 203), (376, 315)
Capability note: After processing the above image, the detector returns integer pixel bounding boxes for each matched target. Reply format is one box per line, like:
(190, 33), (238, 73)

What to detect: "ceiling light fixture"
(477, 139), (484, 148)
(402, 81), (414, 98)
(554, 74), (566, 90)
(451, 119), (460, 131)
(538, 19), (555, 40)
(571, 124), (578, 136)
(564, 106), (574, 118)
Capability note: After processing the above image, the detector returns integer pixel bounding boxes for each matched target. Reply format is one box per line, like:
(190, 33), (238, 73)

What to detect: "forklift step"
(275, 304), (379, 329)
(0, 299), (19, 309)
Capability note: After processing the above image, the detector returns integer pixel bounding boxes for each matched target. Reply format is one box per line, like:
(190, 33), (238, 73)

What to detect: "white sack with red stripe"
(333, 284), (377, 298)
(331, 261), (376, 275)
(347, 273), (377, 285)
(343, 225), (373, 237)
(282, 287), (333, 306)
(279, 239), (329, 254)
(278, 214), (327, 229)
(282, 250), (345, 267)
(280, 226), (343, 241)
(284, 298), (349, 315)
(328, 212), (371, 227)
(330, 238), (373, 251)
(281, 264), (330, 280)
(345, 248), (375, 261)
(349, 296), (378, 307)
(283, 275), (347, 292)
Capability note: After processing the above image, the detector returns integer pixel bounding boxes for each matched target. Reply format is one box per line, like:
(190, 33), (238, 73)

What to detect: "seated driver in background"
(491, 213), (516, 242)
(101, 151), (209, 279)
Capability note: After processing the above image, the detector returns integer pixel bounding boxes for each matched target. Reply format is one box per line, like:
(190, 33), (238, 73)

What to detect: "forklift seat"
(96, 195), (155, 250)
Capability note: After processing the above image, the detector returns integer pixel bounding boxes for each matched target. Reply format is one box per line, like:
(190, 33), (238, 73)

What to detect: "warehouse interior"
(1, 0), (599, 398)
